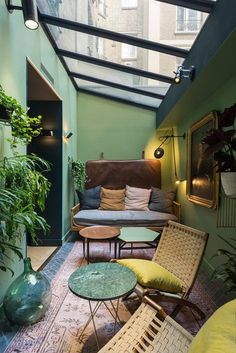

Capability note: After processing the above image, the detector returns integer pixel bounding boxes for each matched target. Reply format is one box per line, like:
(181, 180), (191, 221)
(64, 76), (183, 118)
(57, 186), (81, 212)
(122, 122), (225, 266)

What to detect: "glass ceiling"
(37, 0), (217, 110)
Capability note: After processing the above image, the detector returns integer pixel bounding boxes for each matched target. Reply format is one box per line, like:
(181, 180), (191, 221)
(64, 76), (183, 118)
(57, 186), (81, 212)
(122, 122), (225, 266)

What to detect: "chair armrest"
(173, 201), (181, 222)
(71, 203), (81, 231)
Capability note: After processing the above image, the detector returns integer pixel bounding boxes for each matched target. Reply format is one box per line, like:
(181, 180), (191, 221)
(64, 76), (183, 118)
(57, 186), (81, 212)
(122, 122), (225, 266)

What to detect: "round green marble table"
(68, 262), (137, 301)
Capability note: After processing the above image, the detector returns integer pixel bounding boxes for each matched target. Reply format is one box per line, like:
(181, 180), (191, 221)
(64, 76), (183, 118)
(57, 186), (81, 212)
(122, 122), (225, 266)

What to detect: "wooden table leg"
(87, 238), (90, 263)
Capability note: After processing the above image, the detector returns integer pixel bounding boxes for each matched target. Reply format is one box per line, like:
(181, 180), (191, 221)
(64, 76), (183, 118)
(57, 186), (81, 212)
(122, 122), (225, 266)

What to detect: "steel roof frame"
(40, 14), (188, 58)
(71, 72), (165, 100)
(56, 49), (174, 84)
(38, 0), (215, 110)
(156, 0), (215, 13)
(77, 88), (158, 111)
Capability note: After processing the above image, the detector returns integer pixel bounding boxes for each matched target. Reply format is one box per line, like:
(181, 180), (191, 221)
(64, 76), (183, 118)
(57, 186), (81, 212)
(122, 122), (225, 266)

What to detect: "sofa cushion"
(149, 187), (176, 213)
(73, 209), (178, 227)
(76, 185), (101, 210)
(188, 299), (236, 353)
(99, 187), (125, 211)
(117, 259), (184, 293)
(125, 185), (151, 211)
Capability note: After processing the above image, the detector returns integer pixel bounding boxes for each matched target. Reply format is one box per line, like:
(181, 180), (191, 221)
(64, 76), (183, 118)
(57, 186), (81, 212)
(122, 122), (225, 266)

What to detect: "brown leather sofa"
(71, 159), (180, 232)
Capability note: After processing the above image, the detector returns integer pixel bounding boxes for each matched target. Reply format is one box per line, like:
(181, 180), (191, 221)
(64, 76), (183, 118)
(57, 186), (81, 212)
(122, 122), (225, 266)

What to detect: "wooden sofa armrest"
(173, 201), (181, 222)
(71, 203), (84, 232)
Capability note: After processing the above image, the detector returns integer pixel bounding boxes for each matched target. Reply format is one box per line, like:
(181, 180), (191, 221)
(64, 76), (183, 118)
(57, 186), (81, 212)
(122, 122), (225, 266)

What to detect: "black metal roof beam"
(156, 0), (215, 13)
(40, 14), (188, 58)
(56, 49), (174, 84)
(70, 72), (165, 100)
(77, 88), (157, 111)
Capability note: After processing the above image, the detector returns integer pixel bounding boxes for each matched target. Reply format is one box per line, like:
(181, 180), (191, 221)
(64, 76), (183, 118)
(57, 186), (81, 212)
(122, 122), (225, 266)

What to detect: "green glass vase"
(3, 257), (52, 325)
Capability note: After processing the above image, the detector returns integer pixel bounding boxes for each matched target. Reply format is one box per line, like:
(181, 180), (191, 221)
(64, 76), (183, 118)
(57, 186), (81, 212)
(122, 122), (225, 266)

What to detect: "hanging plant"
(0, 85), (42, 148)
(70, 158), (88, 192)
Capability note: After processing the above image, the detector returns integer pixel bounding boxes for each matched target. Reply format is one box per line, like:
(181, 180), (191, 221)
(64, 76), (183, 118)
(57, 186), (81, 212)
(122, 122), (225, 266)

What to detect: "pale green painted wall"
(155, 73), (236, 272)
(0, 3), (77, 301)
(77, 93), (156, 161)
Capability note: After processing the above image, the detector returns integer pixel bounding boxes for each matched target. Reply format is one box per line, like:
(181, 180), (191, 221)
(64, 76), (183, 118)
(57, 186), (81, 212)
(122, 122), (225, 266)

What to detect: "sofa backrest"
(85, 159), (161, 189)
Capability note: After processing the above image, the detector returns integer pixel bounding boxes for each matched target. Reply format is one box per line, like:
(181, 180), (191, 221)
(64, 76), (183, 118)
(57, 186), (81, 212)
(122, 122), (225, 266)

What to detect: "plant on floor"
(0, 155), (51, 274)
(212, 234), (236, 293)
(70, 158), (88, 192)
(0, 85), (42, 149)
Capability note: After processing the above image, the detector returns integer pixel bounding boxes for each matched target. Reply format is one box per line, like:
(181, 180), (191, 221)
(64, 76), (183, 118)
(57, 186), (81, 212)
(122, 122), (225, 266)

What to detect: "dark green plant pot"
(3, 257), (52, 325)
(0, 104), (10, 122)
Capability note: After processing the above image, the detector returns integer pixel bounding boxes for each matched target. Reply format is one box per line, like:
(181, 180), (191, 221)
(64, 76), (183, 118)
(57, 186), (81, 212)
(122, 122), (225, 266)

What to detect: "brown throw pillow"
(99, 187), (125, 210)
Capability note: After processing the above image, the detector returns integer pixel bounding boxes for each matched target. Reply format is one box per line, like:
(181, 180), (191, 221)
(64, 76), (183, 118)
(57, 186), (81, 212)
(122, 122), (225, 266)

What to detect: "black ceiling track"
(40, 14), (188, 58)
(70, 72), (165, 100)
(156, 0), (215, 13)
(77, 88), (158, 111)
(56, 49), (174, 84)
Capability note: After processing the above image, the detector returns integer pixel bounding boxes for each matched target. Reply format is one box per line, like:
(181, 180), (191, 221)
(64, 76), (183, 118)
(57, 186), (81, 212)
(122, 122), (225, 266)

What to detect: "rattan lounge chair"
(98, 296), (193, 353)
(117, 220), (209, 319)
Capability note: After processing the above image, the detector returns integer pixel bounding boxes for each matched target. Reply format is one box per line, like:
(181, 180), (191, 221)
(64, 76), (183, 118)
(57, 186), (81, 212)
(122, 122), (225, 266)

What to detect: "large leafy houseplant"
(0, 85), (42, 148)
(0, 155), (51, 274)
(202, 103), (236, 197)
(212, 234), (236, 293)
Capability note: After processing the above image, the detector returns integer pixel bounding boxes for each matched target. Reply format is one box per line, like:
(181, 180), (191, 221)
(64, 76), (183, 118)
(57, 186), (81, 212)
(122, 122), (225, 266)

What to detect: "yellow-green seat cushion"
(117, 259), (184, 293)
(188, 299), (236, 353)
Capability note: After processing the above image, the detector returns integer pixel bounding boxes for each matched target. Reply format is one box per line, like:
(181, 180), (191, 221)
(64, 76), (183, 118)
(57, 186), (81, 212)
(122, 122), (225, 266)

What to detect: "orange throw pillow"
(99, 187), (125, 210)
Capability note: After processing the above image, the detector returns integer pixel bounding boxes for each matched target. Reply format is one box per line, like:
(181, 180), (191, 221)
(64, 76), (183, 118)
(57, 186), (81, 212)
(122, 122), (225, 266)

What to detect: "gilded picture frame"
(187, 111), (219, 208)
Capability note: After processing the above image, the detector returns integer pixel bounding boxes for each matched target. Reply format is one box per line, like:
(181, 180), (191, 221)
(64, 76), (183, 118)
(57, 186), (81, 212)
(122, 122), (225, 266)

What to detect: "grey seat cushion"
(73, 210), (178, 227)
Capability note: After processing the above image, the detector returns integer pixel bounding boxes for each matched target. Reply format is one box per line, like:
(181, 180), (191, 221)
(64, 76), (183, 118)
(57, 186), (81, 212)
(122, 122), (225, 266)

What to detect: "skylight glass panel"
(75, 79), (162, 108)
(64, 58), (170, 97)
(47, 25), (180, 78)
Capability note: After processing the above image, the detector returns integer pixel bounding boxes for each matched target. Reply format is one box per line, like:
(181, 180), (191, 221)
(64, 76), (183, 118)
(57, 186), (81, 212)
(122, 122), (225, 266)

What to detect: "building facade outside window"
(98, 0), (107, 17)
(121, 43), (137, 60)
(121, 0), (138, 9)
(176, 7), (202, 32)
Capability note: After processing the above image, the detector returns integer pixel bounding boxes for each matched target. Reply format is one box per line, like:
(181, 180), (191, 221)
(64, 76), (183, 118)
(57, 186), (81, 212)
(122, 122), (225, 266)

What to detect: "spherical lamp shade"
(154, 147), (164, 159)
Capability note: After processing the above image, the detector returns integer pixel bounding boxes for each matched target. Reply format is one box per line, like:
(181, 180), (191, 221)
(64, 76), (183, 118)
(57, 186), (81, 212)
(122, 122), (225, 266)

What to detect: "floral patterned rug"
(3, 240), (217, 353)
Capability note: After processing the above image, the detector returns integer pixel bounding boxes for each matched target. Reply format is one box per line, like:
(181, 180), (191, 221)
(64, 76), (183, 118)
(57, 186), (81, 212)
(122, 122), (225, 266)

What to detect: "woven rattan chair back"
(98, 297), (193, 353)
(152, 220), (208, 294)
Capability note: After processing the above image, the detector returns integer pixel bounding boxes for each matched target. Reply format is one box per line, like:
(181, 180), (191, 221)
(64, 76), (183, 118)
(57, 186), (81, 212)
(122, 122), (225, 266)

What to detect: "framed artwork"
(187, 111), (219, 208)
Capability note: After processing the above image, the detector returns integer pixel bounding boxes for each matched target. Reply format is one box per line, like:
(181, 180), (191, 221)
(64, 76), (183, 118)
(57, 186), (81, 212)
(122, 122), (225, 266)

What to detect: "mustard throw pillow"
(99, 187), (125, 210)
(117, 259), (184, 293)
(188, 299), (236, 353)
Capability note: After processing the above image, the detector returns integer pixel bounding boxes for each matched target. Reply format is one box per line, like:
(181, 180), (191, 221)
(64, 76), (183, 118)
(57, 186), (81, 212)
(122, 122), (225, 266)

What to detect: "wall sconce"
(64, 132), (73, 140)
(173, 65), (195, 84)
(41, 129), (54, 137)
(154, 132), (186, 184)
(154, 133), (185, 159)
(5, 0), (39, 30)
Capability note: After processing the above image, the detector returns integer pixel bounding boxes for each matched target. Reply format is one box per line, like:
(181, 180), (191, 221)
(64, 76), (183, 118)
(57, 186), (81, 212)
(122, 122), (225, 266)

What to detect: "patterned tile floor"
(0, 234), (229, 353)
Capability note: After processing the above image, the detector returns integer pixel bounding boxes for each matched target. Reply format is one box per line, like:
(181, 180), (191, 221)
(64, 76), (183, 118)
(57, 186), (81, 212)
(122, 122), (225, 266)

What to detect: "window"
(98, 0), (106, 17)
(122, 0), (138, 9)
(96, 37), (104, 58)
(121, 43), (137, 60)
(176, 7), (202, 32)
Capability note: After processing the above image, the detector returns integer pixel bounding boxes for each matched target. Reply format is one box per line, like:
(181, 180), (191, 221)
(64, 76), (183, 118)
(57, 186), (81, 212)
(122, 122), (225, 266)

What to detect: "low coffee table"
(68, 262), (137, 349)
(118, 227), (160, 258)
(79, 226), (120, 262)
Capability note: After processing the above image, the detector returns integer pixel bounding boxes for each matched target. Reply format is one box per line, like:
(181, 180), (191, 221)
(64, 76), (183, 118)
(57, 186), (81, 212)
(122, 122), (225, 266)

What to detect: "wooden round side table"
(79, 226), (120, 262)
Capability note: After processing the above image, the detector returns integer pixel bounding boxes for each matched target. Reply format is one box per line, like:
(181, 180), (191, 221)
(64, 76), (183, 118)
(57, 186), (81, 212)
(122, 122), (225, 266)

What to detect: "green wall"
(77, 93), (156, 161)
(0, 3), (77, 301)
(156, 73), (236, 273)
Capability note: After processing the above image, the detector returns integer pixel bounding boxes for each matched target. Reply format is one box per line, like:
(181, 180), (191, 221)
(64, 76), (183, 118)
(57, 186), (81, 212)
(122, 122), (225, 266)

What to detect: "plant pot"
(221, 172), (236, 198)
(0, 104), (10, 122)
(3, 257), (52, 325)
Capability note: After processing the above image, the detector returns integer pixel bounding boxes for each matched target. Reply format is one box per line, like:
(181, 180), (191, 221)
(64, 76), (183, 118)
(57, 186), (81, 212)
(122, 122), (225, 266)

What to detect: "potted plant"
(0, 155), (51, 274)
(202, 103), (236, 197)
(0, 85), (42, 148)
(70, 158), (88, 192)
(212, 234), (236, 294)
